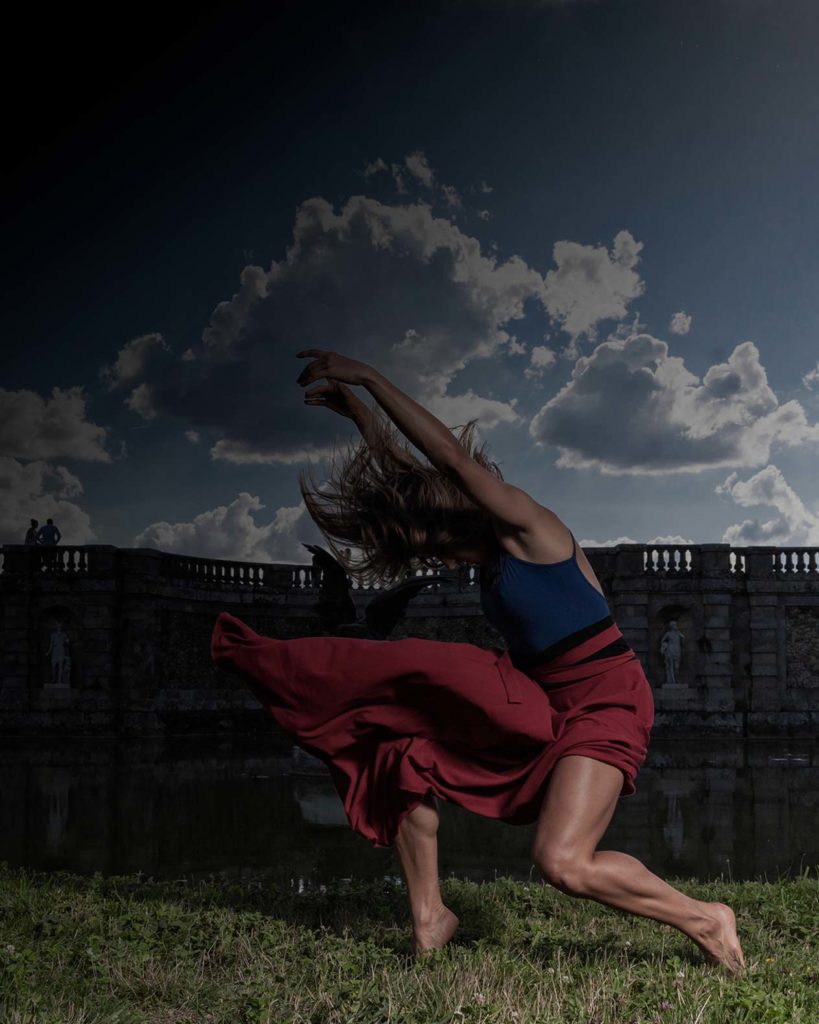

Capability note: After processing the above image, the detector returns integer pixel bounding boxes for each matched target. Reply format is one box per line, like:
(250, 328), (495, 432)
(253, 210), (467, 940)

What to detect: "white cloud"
(530, 334), (819, 475)
(423, 386), (521, 432)
(125, 382), (159, 421)
(669, 311), (692, 335)
(442, 184), (462, 208)
(542, 230), (645, 351)
(372, 151), (469, 214)
(53, 465), (84, 497)
(577, 533), (695, 547)
(100, 333), (172, 390)
(524, 344), (557, 380)
(133, 492), (320, 562)
(0, 386), (111, 462)
(363, 157), (388, 177)
(405, 151), (434, 188)
(201, 264), (269, 358)
(802, 360), (819, 390)
(124, 195), (547, 464)
(479, 180), (493, 194)
(390, 163), (408, 194)
(716, 464), (819, 545)
(208, 439), (338, 465)
(477, 209), (491, 220)
(185, 429), (200, 443)
(0, 457), (95, 545)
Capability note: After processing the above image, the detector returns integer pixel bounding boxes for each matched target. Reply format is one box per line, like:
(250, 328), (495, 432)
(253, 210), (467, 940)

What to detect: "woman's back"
(479, 530), (626, 665)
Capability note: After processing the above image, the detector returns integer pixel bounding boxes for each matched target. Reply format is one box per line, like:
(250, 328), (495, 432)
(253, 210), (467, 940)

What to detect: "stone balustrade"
(3, 542), (819, 589)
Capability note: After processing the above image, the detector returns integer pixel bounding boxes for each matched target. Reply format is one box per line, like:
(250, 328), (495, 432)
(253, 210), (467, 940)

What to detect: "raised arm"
(298, 350), (459, 466)
(348, 394), (388, 449)
(362, 370), (462, 468)
(297, 349), (545, 530)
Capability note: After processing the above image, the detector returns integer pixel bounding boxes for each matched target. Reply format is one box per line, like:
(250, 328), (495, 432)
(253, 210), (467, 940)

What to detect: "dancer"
(210, 349), (745, 974)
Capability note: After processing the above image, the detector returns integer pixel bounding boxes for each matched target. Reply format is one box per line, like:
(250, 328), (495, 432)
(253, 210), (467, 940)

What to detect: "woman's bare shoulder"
(489, 506), (574, 564)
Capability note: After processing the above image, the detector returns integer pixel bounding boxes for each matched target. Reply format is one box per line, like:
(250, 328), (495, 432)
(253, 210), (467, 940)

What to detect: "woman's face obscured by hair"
(418, 509), (496, 569)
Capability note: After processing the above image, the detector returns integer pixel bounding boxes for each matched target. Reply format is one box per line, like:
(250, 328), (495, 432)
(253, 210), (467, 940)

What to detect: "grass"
(1, 862), (817, 1024)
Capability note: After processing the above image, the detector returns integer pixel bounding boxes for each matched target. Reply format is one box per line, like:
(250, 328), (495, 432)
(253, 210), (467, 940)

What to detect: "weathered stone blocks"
(2, 542), (819, 738)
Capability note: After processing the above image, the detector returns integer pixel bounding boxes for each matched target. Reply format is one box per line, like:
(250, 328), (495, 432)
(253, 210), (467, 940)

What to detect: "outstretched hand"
(302, 380), (362, 419)
(296, 349), (374, 388)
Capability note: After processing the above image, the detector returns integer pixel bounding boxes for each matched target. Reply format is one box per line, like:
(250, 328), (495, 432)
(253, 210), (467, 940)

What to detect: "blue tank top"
(479, 530), (611, 659)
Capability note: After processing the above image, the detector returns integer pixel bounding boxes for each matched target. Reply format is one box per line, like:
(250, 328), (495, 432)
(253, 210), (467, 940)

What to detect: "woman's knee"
(399, 795), (440, 838)
(531, 841), (589, 893)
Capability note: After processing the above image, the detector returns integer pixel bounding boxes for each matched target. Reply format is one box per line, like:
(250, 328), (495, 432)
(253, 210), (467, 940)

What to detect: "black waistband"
(509, 614), (631, 670)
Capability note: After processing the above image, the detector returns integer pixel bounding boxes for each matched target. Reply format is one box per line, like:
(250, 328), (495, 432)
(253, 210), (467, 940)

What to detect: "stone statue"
(45, 622), (71, 686)
(660, 620), (685, 685)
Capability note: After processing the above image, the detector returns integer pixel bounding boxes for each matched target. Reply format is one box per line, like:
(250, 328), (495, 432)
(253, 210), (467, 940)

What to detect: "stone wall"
(2, 541), (818, 737)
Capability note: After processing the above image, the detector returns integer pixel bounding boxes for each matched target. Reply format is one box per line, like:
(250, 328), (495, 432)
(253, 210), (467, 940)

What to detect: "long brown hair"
(298, 411), (504, 586)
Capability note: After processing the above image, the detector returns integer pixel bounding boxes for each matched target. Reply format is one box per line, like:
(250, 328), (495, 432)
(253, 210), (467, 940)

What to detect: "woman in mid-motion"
(211, 349), (745, 974)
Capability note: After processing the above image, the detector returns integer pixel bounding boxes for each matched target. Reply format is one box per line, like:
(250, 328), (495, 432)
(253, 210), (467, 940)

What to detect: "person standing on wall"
(36, 518), (61, 545)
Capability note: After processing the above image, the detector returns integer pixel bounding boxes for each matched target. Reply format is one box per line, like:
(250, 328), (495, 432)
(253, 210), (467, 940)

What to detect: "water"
(1, 737), (816, 884)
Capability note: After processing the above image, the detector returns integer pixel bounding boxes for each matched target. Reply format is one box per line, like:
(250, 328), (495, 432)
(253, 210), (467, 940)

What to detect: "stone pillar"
(697, 544), (732, 579)
(614, 545), (647, 577)
(744, 547), (776, 580)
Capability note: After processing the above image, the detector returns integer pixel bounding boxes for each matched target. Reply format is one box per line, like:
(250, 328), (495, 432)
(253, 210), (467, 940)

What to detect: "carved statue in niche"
(660, 620), (685, 685)
(45, 622), (71, 686)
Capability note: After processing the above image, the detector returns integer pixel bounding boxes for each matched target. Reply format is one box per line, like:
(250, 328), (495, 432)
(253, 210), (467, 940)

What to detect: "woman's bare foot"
(412, 905), (460, 955)
(692, 902), (746, 975)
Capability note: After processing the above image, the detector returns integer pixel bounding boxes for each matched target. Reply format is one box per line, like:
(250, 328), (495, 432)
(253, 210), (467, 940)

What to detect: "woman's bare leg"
(393, 793), (459, 954)
(531, 755), (745, 974)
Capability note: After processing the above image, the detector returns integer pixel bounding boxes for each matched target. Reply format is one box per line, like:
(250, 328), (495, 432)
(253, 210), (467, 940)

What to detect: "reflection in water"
(292, 777), (350, 827)
(1, 738), (816, 884)
(44, 768), (71, 854)
(662, 784), (686, 862)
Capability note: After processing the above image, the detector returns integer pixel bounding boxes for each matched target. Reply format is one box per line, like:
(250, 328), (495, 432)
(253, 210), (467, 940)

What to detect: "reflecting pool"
(1, 737), (816, 884)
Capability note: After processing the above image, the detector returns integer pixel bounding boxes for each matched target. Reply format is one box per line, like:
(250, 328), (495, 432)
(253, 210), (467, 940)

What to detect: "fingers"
(296, 352), (329, 386)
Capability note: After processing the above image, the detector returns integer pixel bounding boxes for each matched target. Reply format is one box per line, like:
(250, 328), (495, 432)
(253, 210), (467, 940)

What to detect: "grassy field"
(1, 862), (817, 1024)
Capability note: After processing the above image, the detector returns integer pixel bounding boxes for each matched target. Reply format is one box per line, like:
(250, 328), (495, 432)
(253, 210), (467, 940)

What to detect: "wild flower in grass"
(659, 1000), (672, 1010)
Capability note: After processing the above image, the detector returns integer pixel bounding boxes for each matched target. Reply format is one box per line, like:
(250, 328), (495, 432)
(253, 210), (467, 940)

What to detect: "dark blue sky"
(3, 0), (819, 558)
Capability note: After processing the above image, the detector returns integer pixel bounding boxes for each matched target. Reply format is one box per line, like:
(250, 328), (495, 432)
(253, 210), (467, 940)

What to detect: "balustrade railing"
(2, 543), (819, 588)
(772, 548), (819, 574)
(165, 554), (274, 588)
(643, 547), (694, 574)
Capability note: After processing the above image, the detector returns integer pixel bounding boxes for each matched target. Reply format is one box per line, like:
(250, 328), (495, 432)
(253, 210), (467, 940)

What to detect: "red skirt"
(210, 611), (655, 849)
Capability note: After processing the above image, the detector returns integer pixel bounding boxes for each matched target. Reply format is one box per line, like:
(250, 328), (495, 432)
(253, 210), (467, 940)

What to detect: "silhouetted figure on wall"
(36, 518), (61, 546)
(24, 518), (39, 544)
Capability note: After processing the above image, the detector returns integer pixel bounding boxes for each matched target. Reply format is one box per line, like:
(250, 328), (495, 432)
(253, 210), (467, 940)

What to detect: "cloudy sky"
(3, 0), (819, 563)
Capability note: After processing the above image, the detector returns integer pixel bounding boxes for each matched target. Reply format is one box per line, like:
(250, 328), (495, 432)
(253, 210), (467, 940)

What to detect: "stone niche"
(40, 605), (82, 690)
(648, 602), (699, 689)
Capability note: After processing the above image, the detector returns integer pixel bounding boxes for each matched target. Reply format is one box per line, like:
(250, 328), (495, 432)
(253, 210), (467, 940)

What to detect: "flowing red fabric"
(211, 610), (655, 849)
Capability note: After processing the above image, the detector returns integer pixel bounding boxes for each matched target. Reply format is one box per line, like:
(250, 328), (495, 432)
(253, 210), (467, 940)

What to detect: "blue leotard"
(480, 530), (623, 665)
